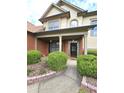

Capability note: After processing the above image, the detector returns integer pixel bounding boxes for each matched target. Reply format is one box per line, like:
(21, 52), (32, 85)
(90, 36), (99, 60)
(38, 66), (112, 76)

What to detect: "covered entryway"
(34, 25), (96, 56)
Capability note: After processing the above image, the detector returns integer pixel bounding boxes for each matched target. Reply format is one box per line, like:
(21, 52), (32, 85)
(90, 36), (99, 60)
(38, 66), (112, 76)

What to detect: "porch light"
(72, 40), (77, 43)
(72, 40), (75, 42)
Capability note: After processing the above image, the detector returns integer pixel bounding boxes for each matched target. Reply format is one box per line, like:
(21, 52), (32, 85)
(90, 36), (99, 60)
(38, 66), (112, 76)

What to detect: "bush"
(78, 88), (86, 93)
(47, 51), (68, 71)
(77, 55), (97, 79)
(87, 49), (97, 56)
(27, 50), (42, 65)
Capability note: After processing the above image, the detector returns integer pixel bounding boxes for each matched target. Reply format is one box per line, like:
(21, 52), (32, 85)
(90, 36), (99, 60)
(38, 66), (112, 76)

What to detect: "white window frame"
(70, 19), (78, 27)
(48, 19), (60, 30)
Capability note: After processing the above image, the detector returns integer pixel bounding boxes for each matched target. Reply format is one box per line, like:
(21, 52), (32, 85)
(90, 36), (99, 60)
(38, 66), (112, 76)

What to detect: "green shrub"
(77, 55), (97, 79)
(27, 50), (42, 65)
(87, 49), (97, 56)
(47, 51), (68, 71)
(79, 88), (86, 93)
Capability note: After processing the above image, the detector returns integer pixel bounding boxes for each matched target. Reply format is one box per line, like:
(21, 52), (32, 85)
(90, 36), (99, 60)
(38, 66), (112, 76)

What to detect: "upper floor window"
(90, 19), (97, 37)
(70, 19), (78, 27)
(48, 20), (60, 30)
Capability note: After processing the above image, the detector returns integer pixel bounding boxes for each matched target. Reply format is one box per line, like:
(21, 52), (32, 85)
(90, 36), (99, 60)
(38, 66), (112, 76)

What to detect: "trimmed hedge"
(47, 51), (68, 71)
(27, 50), (42, 65)
(77, 55), (97, 79)
(87, 49), (97, 56)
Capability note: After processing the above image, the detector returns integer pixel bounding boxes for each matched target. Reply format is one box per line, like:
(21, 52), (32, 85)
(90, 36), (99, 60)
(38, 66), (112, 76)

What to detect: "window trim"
(48, 19), (60, 30)
(70, 19), (78, 27)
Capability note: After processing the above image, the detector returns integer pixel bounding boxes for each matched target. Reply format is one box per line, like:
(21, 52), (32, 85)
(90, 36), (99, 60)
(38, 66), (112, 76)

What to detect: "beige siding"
(61, 5), (83, 27)
(83, 16), (97, 49)
(46, 7), (62, 17)
(60, 18), (68, 29)
(83, 15), (97, 26)
(44, 4), (97, 29)
(87, 28), (97, 49)
(87, 30), (97, 49)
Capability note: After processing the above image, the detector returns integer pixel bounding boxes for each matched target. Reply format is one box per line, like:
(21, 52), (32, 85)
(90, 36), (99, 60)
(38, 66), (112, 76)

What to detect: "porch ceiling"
(35, 25), (96, 38)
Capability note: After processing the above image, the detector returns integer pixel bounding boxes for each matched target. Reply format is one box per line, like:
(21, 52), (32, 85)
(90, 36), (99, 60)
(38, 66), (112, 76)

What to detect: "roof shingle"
(27, 21), (43, 33)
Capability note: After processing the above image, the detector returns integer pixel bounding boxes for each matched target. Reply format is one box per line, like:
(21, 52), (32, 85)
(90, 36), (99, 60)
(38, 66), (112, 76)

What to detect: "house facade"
(28, 0), (97, 57)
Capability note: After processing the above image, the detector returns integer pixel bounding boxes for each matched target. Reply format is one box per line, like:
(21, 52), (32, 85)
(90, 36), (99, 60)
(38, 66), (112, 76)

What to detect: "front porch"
(34, 25), (95, 57)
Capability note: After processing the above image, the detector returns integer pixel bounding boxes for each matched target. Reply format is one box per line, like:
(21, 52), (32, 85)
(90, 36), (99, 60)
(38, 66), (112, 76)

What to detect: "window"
(48, 20), (59, 30)
(70, 19), (78, 27)
(90, 19), (97, 37)
(49, 41), (59, 52)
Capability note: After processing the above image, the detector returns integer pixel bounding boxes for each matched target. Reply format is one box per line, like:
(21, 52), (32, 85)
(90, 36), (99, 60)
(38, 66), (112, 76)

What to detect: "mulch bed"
(86, 77), (97, 87)
(27, 58), (52, 77)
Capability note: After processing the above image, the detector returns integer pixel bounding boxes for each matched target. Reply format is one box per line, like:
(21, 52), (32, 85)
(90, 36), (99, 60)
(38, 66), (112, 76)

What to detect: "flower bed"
(27, 61), (51, 77)
(81, 76), (97, 93)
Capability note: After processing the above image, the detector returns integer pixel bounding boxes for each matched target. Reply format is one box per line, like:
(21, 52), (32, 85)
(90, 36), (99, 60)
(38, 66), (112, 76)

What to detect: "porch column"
(59, 36), (62, 52)
(84, 34), (88, 55)
(35, 37), (37, 50)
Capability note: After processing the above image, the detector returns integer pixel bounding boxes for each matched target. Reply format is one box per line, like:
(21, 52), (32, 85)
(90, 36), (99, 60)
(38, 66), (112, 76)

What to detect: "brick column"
(35, 37), (37, 50)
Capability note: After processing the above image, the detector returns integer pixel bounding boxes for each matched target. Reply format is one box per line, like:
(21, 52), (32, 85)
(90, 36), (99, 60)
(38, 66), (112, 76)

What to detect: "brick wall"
(37, 39), (48, 56)
(27, 32), (35, 50)
(79, 37), (83, 55)
(63, 40), (68, 54)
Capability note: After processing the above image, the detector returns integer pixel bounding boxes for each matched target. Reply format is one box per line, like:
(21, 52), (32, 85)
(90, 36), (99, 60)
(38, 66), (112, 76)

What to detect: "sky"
(27, 0), (97, 26)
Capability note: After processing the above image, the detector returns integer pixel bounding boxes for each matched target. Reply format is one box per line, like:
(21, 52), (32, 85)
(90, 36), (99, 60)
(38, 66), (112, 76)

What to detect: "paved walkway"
(27, 59), (81, 93)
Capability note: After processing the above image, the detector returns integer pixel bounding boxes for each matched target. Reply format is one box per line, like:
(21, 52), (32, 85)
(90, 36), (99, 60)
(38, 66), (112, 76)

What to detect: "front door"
(70, 43), (77, 57)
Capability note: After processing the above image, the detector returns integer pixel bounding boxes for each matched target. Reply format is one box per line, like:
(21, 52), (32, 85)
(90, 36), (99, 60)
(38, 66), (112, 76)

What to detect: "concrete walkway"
(27, 59), (81, 93)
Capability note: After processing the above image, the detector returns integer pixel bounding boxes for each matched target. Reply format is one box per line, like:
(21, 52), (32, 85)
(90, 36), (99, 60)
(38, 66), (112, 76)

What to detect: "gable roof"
(40, 3), (68, 19)
(57, 0), (86, 12)
(39, 12), (70, 23)
(27, 21), (43, 33)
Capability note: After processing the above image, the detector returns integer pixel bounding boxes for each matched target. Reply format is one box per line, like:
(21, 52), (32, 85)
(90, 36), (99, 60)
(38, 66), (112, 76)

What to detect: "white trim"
(84, 34), (88, 55)
(59, 36), (62, 52)
(37, 32), (87, 38)
(70, 19), (78, 27)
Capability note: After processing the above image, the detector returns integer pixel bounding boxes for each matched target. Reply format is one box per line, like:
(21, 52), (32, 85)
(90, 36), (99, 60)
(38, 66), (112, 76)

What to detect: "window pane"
(48, 20), (59, 30)
(90, 19), (97, 37)
(70, 20), (78, 27)
(91, 26), (97, 36)
(49, 41), (59, 52)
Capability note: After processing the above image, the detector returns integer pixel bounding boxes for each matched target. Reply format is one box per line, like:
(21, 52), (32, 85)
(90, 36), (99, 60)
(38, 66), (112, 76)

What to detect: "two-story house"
(29, 0), (97, 57)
